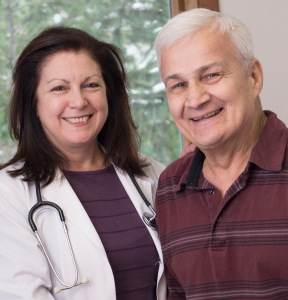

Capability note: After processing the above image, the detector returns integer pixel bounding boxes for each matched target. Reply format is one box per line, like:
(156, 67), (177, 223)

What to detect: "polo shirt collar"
(249, 111), (287, 171)
(175, 149), (205, 191)
(175, 110), (287, 192)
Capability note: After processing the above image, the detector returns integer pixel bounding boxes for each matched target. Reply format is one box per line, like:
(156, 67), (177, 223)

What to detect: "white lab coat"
(0, 155), (166, 300)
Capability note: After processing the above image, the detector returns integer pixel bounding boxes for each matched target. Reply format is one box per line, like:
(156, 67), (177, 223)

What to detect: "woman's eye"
(51, 86), (66, 92)
(84, 82), (100, 88)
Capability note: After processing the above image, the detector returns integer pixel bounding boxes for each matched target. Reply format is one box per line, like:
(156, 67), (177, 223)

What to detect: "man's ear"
(250, 58), (263, 97)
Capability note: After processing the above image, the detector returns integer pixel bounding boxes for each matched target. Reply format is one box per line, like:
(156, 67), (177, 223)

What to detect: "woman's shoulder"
(0, 162), (23, 181)
(0, 161), (40, 197)
(0, 162), (33, 211)
(138, 153), (166, 180)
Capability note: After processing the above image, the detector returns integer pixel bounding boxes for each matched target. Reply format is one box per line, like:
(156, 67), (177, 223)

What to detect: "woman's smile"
(64, 114), (92, 124)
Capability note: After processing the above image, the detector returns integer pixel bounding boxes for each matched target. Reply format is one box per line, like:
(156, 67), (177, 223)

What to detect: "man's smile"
(191, 109), (222, 122)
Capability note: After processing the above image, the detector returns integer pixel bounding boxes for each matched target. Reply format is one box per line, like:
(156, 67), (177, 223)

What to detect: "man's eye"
(170, 82), (187, 90)
(167, 82), (187, 94)
(202, 73), (221, 83)
(174, 82), (184, 88)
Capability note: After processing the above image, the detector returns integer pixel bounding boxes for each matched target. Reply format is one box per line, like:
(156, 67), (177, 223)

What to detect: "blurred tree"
(0, 0), (181, 165)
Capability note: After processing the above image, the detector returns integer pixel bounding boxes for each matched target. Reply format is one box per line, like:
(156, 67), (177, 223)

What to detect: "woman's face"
(36, 50), (108, 155)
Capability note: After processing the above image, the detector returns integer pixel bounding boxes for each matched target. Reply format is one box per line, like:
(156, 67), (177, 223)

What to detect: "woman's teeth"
(65, 116), (90, 123)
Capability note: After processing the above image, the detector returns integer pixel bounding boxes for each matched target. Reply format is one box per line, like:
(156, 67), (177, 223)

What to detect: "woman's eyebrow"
(47, 78), (69, 84)
(83, 74), (103, 82)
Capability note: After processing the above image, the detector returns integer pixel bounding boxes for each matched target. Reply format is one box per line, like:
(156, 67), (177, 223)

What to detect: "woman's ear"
(250, 58), (263, 97)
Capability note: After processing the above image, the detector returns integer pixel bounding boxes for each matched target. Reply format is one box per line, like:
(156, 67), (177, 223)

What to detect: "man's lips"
(191, 109), (222, 121)
(64, 115), (92, 124)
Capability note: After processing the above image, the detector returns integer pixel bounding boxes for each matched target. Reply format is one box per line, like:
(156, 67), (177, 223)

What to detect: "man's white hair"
(154, 8), (254, 70)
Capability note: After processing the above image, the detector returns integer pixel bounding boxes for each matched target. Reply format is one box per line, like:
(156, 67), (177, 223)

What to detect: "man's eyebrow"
(164, 74), (182, 85)
(197, 62), (225, 73)
(164, 62), (225, 85)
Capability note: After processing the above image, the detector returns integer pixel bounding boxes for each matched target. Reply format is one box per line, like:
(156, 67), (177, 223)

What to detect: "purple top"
(66, 165), (159, 299)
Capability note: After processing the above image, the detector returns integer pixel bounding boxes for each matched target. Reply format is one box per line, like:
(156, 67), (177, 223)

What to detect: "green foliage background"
(0, 0), (182, 165)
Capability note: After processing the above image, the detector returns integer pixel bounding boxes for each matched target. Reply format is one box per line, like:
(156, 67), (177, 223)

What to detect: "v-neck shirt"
(66, 165), (158, 300)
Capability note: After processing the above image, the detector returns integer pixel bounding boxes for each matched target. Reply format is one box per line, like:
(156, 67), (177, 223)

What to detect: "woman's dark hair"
(3, 26), (148, 185)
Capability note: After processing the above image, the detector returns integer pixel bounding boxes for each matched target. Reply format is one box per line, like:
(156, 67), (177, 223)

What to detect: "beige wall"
(219, 0), (288, 125)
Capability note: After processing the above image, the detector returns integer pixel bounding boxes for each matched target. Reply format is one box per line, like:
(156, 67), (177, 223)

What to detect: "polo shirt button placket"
(212, 191), (227, 250)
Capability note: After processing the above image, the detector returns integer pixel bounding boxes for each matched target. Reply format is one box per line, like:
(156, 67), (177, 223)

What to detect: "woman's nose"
(69, 89), (87, 108)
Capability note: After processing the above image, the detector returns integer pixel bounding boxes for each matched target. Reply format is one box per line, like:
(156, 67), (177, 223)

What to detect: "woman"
(0, 27), (166, 300)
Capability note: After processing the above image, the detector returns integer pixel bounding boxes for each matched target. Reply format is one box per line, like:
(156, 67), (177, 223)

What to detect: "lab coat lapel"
(40, 171), (104, 249)
(114, 167), (163, 260)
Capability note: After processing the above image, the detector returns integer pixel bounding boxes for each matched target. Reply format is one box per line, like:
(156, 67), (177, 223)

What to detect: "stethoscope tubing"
(28, 182), (65, 232)
(128, 174), (157, 230)
(29, 182), (82, 293)
(28, 173), (156, 293)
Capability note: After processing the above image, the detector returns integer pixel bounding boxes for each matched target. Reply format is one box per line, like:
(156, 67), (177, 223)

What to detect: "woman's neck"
(64, 143), (108, 172)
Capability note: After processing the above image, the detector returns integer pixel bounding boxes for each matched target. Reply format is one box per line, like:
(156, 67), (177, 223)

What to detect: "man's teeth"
(66, 116), (90, 124)
(192, 109), (221, 121)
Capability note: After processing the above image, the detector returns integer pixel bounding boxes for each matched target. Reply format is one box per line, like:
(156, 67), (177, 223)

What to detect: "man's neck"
(202, 149), (251, 198)
(201, 111), (267, 198)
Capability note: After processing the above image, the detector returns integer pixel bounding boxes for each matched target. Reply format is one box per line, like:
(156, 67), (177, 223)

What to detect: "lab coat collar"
(39, 165), (159, 250)
(40, 171), (104, 249)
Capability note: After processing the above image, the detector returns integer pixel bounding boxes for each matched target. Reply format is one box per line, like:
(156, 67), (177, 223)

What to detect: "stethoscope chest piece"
(128, 174), (157, 230)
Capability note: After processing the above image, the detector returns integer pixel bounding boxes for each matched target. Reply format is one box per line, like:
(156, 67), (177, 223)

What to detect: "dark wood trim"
(198, 0), (219, 11)
(170, 0), (219, 17)
(170, 0), (198, 16)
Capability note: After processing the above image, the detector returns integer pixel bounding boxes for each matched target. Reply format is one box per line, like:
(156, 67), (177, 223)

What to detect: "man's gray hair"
(154, 8), (254, 70)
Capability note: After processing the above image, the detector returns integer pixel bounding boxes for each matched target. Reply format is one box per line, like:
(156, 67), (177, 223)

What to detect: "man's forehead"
(160, 30), (234, 81)
(162, 28), (231, 58)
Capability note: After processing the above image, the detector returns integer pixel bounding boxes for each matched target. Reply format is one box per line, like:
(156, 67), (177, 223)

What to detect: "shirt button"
(217, 216), (221, 222)
(209, 189), (214, 195)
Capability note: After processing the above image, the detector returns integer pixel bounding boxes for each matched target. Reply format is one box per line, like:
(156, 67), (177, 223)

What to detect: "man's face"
(160, 27), (263, 153)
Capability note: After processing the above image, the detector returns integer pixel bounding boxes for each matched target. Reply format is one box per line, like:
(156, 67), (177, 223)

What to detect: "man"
(155, 8), (288, 299)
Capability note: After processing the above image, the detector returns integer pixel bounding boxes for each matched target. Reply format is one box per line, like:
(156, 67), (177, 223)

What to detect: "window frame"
(170, 0), (219, 16)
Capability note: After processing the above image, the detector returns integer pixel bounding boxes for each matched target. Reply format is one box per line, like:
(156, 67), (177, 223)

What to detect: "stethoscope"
(28, 175), (157, 294)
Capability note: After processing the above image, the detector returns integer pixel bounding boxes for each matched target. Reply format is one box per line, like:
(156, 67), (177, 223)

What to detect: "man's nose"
(184, 81), (210, 108)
